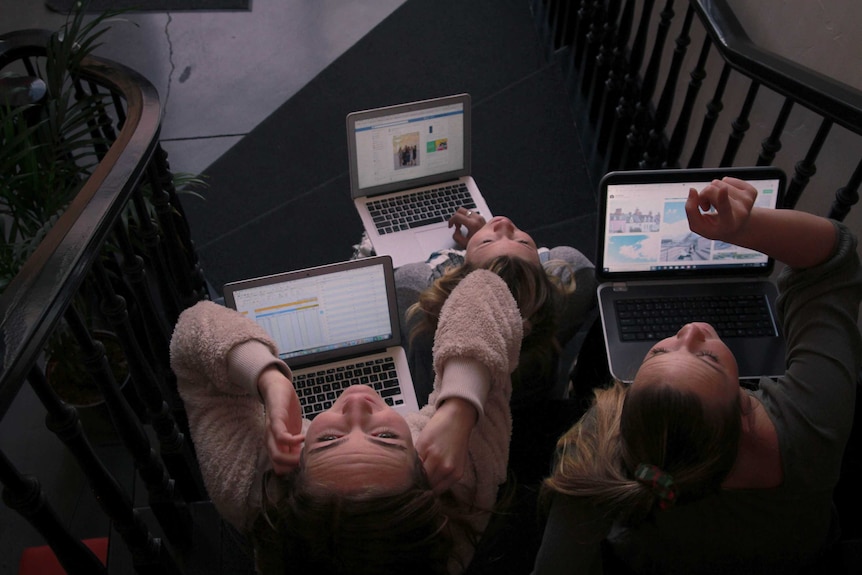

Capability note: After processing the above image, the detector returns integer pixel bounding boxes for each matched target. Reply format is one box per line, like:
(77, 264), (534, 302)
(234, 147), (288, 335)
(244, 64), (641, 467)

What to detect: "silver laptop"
(596, 167), (787, 383)
(223, 256), (420, 419)
(346, 93), (493, 267)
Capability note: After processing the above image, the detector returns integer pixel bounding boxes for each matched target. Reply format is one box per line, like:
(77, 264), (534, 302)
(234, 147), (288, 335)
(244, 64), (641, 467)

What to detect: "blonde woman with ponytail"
(534, 178), (861, 575)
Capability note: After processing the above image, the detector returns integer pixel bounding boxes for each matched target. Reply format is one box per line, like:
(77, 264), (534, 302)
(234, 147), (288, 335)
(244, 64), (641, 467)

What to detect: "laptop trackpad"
(415, 227), (459, 254)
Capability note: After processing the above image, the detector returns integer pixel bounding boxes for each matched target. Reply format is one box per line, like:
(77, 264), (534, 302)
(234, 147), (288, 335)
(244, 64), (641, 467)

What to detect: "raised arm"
(415, 269), (523, 494)
(170, 301), (299, 529)
(685, 177), (837, 268)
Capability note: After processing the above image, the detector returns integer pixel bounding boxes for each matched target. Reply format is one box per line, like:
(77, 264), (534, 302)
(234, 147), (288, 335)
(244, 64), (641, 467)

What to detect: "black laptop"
(595, 167), (787, 383)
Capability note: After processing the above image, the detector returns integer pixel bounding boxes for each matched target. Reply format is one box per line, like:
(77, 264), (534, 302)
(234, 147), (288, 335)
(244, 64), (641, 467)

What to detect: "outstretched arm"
(685, 177), (836, 269)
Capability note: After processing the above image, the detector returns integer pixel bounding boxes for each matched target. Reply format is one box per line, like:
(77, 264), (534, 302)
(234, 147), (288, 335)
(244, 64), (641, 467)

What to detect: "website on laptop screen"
(602, 177), (781, 274)
(353, 101), (465, 191)
(230, 264), (393, 360)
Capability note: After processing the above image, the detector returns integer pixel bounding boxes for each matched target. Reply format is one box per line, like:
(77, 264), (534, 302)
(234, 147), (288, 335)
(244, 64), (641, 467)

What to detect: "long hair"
(252, 457), (482, 575)
(543, 379), (742, 526)
(407, 255), (574, 399)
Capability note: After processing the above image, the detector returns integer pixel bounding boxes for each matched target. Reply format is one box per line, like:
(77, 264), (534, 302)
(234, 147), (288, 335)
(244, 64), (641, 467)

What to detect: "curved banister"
(0, 30), (162, 417)
(693, 0), (862, 133)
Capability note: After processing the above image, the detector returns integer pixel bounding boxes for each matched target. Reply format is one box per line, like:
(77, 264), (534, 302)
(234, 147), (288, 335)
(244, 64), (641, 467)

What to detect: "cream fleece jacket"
(170, 269), (522, 572)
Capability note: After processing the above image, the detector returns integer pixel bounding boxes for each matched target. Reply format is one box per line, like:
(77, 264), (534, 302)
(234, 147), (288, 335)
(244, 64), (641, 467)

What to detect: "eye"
(316, 433), (341, 442)
(375, 430), (399, 439)
(697, 350), (720, 363)
(650, 347), (668, 356)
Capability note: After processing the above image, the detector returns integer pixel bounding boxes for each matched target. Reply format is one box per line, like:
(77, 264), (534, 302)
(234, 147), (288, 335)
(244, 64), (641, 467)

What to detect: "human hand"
(258, 366), (305, 475)
(685, 177), (757, 243)
(448, 207), (486, 248)
(415, 398), (477, 493)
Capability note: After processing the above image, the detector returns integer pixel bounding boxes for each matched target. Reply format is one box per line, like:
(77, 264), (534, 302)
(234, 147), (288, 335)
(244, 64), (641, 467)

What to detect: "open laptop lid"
(596, 167), (786, 283)
(223, 256), (403, 367)
(346, 93), (472, 199)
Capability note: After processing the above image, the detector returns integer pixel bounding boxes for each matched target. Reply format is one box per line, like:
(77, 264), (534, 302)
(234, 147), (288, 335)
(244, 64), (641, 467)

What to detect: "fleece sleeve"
(170, 300), (290, 530)
(429, 269), (524, 541)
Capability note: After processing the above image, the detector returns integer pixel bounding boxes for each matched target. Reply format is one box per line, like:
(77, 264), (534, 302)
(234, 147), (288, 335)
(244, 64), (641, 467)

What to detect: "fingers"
(267, 432), (305, 476)
(448, 206), (484, 248)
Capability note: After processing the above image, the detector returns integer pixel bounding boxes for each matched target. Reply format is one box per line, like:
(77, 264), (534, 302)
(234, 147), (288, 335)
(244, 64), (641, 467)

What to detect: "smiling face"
(633, 322), (740, 407)
(465, 216), (541, 267)
(303, 385), (416, 495)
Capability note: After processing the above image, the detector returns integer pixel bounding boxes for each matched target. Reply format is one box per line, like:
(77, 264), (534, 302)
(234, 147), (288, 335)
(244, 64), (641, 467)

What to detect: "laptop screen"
(224, 258), (399, 363)
(347, 93), (472, 197)
(597, 167), (785, 280)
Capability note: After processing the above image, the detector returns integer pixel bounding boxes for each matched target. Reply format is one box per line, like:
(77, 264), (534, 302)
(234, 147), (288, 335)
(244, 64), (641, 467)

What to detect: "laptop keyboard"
(615, 294), (777, 341)
(292, 356), (404, 419)
(367, 183), (476, 235)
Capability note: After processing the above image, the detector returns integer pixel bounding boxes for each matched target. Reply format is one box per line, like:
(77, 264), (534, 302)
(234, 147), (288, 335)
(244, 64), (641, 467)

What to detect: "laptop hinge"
(612, 282), (629, 292)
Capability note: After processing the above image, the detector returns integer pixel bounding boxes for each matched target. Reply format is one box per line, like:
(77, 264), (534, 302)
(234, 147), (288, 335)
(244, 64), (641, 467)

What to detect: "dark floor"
(0, 1), (597, 572)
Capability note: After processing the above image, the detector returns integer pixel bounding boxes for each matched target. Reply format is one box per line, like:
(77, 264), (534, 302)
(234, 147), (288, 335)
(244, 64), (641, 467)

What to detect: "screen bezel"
(595, 166), (786, 283)
(346, 93), (472, 198)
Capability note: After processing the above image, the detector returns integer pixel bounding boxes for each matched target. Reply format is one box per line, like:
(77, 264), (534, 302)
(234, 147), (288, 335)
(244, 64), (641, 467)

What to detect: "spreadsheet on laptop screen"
(229, 263), (393, 360)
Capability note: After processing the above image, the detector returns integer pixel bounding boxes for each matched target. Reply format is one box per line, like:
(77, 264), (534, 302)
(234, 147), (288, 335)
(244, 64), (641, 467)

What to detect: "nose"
(677, 322), (707, 347)
(341, 394), (372, 424)
(490, 216), (516, 235)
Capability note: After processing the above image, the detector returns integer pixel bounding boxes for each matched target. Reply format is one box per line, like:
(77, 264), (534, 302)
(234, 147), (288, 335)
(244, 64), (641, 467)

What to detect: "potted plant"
(1, 1), (204, 409)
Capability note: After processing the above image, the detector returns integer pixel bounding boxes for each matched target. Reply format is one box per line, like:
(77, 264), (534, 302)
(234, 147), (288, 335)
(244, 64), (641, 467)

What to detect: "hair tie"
(634, 463), (678, 510)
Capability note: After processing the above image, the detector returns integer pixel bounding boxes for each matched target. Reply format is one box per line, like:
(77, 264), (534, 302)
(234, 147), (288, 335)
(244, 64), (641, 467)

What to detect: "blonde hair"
(407, 255), (575, 397)
(543, 379), (742, 526)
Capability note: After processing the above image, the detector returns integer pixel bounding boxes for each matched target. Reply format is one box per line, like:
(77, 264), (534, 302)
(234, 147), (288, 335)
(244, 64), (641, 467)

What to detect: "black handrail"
(693, 0), (862, 133)
(0, 32), (161, 415)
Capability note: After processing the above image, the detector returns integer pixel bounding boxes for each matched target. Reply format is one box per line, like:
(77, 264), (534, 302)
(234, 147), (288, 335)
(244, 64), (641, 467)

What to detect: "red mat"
(18, 537), (108, 575)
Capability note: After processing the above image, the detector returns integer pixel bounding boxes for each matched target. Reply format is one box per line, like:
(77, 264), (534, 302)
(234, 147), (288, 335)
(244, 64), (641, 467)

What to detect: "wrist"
(257, 365), (291, 400)
(438, 397), (478, 425)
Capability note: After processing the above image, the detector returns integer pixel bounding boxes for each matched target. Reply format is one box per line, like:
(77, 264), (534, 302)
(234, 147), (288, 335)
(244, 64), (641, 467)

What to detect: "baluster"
(596, 0), (634, 154)
(149, 148), (208, 315)
(605, 0), (655, 172)
(1, 449), (107, 575)
(757, 99), (794, 166)
(110, 221), (207, 502)
(113, 219), (172, 373)
(556, 0), (576, 50)
(829, 158), (862, 222)
(720, 79), (760, 166)
(578, 1), (607, 99)
(91, 259), (198, 543)
(623, 0), (675, 169)
(664, 35), (711, 168)
(86, 79), (118, 144)
(25, 363), (182, 575)
(588, 0), (623, 124)
(688, 63), (731, 168)
(155, 145), (208, 299)
(641, 3), (695, 169)
(549, 0), (566, 54)
(565, 0), (594, 88)
(785, 119), (833, 209)
(131, 185), (182, 323)
(595, 0), (635, 155)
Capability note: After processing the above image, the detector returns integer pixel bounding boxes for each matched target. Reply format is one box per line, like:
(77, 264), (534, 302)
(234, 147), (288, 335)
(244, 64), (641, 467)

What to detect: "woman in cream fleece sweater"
(170, 269), (523, 575)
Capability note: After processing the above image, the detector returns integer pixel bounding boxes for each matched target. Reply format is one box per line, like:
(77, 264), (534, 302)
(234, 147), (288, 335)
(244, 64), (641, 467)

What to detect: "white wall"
(724, 0), (862, 238)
